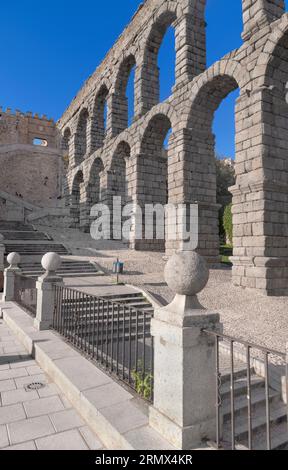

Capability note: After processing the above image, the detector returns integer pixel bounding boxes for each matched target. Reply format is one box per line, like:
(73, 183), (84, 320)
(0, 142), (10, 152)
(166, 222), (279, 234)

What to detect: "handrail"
(203, 329), (285, 359)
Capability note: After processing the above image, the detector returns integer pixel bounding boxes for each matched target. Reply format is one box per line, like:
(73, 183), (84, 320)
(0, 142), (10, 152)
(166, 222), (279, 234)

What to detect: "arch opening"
(88, 157), (105, 222)
(206, 0), (243, 66)
(75, 109), (89, 165)
(109, 141), (131, 240)
(115, 55), (136, 132)
(137, 113), (172, 252)
(61, 128), (72, 170)
(71, 170), (84, 229)
(91, 85), (109, 152)
(142, 12), (177, 112)
(158, 25), (175, 102)
(186, 74), (239, 263)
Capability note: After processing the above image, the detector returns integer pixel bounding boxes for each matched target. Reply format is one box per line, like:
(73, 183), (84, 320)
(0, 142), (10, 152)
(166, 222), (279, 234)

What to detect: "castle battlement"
(0, 106), (54, 123)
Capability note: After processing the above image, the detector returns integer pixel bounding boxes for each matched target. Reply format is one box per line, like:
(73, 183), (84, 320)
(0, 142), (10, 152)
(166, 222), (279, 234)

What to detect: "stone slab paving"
(0, 319), (104, 450)
(1, 301), (179, 450)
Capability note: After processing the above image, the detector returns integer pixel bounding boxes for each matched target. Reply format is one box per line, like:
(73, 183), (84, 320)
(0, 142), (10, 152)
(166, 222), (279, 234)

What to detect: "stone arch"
(109, 129), (134, 160)
(183, 59), (247, 129)
(179, 60), (243, 263)
(90, 84), (109, 152)
(137, 102), (179, 154)
(74, 109), (89, 165)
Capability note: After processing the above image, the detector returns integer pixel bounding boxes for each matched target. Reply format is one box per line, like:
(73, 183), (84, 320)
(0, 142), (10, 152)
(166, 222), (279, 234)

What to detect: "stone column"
(242, 0), (285, 41)
(34, 253), (64, 331)
(166, 128), (220, 263)
(3, 252), (21, 301)
(149, 251), (222, 450)
(0, 234), (5, 291)
(174, 13), (206, 88)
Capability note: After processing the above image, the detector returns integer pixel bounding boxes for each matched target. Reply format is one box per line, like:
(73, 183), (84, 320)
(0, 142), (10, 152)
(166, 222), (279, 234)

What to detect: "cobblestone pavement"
(0, 319), (104, 450)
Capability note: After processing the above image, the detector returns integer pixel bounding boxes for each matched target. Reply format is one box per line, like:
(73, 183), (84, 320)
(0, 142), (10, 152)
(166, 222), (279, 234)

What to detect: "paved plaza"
(0, 319), (104, 450)
(40, 226), (288, 354)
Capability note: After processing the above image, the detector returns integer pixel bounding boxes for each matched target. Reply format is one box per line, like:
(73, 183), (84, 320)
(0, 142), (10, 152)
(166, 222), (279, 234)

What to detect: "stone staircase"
(0, 220), (69, 257)
(20, 260), (99, 278)
(4, 242), (69, 256)
(0, 220), (100, 278)
(0, 221), (35, 231)
(219, 363), (288, 450)
(100, 292), (155, 315)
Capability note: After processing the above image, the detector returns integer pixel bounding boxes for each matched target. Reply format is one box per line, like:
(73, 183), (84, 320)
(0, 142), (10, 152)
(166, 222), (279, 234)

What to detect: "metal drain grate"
(24, 382), (46, 392)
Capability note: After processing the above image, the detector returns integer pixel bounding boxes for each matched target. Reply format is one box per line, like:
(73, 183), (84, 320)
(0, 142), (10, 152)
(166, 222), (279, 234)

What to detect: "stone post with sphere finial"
(3, 252), (22, 301)
(149, 251), (222, 450)
(34, 252), (64, 331)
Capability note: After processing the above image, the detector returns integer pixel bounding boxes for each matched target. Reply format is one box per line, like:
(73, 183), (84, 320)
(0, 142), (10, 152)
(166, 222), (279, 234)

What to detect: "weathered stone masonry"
(0, 107), (63, 209)
(58, 0), (288, 296)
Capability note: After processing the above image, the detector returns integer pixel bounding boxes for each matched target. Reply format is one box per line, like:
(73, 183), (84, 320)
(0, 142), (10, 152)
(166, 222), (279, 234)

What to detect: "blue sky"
(0, 1), (286, 157)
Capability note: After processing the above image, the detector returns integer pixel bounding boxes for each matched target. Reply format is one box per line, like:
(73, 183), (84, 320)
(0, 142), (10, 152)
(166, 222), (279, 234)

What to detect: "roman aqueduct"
(58, 0), (288, 296)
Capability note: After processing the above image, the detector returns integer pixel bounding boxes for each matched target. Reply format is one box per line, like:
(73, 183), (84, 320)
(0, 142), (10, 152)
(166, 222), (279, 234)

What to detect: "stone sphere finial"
(7, 252), (21, 267)
(41, 252), (62, 273)
(164, 251), (209, 297)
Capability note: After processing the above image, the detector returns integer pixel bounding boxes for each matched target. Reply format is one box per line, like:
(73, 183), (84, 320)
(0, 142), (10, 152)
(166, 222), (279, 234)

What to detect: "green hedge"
(223, 203), (233, 245)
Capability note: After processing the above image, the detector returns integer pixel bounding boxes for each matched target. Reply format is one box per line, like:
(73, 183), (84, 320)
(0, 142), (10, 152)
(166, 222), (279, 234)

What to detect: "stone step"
(21, 261), (97, 267)
(62, 303), (154, 314)
(103, 296), (150, 304)
(226, 402), (288, 443)
(19, 261), (99, 278)
(220, 366), (251, 383)
(1, 231), (50, 240)
(251, 421), (288, 450)
(102, 293), (144, 300)
(0, 221), (35, 231)
(220, 375), (265, 400)
(222, 388), (280, 421)
(5, 244), (69, 255)
(23, 272), (99, 279)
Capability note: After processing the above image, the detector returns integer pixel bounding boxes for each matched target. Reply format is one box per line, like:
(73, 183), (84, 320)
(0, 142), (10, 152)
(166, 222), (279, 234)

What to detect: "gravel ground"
(37, 225), (288, 355)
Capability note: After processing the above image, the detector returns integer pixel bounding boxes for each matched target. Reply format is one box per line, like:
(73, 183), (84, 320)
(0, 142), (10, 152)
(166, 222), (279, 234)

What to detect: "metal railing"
(204, 330), (288, 451)
(14, 272), (37, 317)
(53, 285), (154, 401)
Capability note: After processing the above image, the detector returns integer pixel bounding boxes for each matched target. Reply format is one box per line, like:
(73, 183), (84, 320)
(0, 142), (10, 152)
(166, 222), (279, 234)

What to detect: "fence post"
(0, 234), (5, 291)
(34, 252), (63, 331)
(149, 251), (222, 450)
(3, 252), (21, 301)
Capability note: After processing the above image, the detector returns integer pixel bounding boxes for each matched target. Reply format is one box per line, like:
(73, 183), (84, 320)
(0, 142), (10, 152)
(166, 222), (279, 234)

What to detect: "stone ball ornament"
(7, 252), (21, 267)
(41, 252), (62, 273)
(164, 251), (209, 296)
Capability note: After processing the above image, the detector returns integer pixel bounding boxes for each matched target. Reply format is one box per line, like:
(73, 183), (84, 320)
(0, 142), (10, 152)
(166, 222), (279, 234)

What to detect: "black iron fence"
(14, 272), (37, 317)
(204, 330), (288, 450)
(53, 285), (154, 401)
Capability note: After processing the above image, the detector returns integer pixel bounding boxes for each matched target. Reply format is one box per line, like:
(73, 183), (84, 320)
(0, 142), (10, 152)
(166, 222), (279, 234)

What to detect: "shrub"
(223, 203), (233, 246)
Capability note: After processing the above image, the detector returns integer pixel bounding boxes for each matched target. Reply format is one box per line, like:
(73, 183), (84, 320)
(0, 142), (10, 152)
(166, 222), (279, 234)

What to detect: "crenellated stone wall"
(0, 108), (63, 207)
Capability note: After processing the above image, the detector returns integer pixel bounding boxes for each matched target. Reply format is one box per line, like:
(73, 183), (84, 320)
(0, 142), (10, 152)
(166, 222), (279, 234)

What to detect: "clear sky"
(0, 1), (287, 158)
